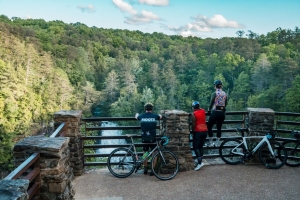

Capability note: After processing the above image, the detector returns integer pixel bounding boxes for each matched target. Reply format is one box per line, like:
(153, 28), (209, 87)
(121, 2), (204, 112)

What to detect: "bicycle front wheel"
(107, 148), (136, 178)
(259, 141), (287, 169)
(151, 150), (179, 180)
(219, 139), (245, 165)
(281, 140), (300, 167)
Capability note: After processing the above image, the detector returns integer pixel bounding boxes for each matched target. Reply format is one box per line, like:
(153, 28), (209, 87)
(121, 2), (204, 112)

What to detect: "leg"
(193, 132), (201, 157)
(215, 112), (225, 146)
(143, 145), (150, 174)
(207, 113), (217, 146)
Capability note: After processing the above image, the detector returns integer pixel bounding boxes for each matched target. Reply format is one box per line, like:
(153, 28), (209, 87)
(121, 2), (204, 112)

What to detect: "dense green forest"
(0, 14), (300, 169)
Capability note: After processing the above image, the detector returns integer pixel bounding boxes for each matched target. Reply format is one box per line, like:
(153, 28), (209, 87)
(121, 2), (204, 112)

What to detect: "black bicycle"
(280, 130), (300, 167)
(107, 134), (179, 180)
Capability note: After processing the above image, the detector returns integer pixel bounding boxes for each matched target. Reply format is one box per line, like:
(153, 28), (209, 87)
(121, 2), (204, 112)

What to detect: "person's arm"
(135, 113), (139, 119)
(208, 92), (216, 111)
(158, 114), (162, 120)
(191, 113), (195, 131)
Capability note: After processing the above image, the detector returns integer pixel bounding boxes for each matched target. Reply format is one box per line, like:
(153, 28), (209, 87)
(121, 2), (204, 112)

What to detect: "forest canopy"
(0, 14), (300, 169)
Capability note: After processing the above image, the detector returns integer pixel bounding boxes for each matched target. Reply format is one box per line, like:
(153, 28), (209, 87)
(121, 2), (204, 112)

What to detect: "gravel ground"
(73, 159), (300, 200)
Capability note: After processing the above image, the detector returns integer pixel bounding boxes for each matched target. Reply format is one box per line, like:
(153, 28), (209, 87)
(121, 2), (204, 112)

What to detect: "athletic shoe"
(194, 163), (204, 171)
(207, 142), (214, 147)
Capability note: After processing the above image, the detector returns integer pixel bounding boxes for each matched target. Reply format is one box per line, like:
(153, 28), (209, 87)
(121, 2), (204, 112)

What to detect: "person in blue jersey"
(207, 80), (228, 147)
(135, 103), (162, 175)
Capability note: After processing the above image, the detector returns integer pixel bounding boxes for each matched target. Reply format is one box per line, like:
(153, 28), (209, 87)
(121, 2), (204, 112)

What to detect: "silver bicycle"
(219, 128), (287, 169)
(107, 134), (179, 180)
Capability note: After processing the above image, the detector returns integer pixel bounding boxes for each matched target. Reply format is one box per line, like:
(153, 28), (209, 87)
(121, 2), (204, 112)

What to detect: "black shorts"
(143, 144), (154, 152)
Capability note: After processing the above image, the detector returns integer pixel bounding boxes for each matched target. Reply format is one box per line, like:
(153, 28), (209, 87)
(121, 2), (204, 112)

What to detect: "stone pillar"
(246, 108), (275, 163)
(54, 110), (83, 176)
(13, 136), (74, 200)
(0, 179), (29, 200)
(161, 110), (194, 171)
(247, 108), (275, 135)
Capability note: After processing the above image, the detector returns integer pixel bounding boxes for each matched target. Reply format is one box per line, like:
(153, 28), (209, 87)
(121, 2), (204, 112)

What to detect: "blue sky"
(0, 0), (299, 38)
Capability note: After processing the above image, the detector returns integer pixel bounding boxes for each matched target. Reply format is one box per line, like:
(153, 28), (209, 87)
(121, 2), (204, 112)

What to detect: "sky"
(0, 0), (299, 39)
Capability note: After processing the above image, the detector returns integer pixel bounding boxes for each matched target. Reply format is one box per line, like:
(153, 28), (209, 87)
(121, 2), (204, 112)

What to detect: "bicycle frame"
(126, 136), (163, 165)
(232, 135), (276, 156)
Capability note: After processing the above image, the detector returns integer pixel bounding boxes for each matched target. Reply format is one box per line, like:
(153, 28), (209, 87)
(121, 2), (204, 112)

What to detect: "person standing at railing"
(135, 103), (162, 176)
(207, 80), (227, 147)
(191, 101), (208, 170)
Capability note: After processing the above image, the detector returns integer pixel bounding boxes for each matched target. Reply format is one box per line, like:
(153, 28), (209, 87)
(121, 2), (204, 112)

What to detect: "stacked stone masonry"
(13, 136), (74, 200)
(161, 110), (194, 171)
(54, 110), (83, 176)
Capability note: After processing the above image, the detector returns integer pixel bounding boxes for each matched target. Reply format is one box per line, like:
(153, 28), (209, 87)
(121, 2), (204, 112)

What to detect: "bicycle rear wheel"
(219, 139), (245, 165)
(259, 141), (287, 169)
(151, 150), (179, 180)
(281, 140), (300, 167)
(107, 148), (136, 178)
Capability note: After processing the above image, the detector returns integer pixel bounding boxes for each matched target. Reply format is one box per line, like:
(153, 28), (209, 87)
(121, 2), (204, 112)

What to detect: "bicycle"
(107, 134), (179, 180)
(279, 130), (300, 167)
(219, 128), (287, 169)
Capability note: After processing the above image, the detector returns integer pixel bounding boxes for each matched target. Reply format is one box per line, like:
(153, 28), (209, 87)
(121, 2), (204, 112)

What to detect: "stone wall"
(0, 179), (29, 200)
(13, 136), (74, 200)
(54, 110), (83, 176)
(161, 110), (194, 171)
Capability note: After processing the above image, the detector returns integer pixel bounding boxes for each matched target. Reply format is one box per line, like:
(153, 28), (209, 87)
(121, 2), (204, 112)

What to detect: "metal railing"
(4, 153), (41, 200)
(81, 111), (249, 166)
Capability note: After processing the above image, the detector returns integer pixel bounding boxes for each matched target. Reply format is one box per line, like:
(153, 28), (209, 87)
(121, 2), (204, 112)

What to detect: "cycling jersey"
(137, 112), (160, 143)
(193, 109), (208, 132)
(209, 89), (227, 111)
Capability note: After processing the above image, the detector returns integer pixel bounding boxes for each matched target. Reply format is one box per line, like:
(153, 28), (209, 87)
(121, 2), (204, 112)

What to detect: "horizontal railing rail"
(4, 153), (41, 200)
(81, 111), (248, 166)
(49, 122), (66, 137)
(81, 111), (300, 167)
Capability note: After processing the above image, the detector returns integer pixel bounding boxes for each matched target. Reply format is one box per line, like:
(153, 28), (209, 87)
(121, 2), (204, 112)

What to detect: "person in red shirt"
(191, 101), (208, 170)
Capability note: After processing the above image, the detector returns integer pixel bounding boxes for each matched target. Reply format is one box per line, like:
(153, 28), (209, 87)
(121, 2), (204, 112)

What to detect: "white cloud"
(77, 4), (96, 13)
(194, 14), (243, 28)
(138, 0), (169, 6)
(125, 10), (161, 25)
(112, 0), (137, 15)
(166, 14), (244, 37)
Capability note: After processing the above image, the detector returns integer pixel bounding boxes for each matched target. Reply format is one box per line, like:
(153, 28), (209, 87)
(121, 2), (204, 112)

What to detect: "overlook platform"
(73, 159), (300, 200)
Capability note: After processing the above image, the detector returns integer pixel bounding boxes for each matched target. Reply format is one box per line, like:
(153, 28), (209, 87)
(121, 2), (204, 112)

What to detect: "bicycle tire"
(219, 139), (245, 165)
(151, 150), (179, 180)
(258, 141), (287, 169)
(281, 140), (300, 167)
(107, 147), (136, 178)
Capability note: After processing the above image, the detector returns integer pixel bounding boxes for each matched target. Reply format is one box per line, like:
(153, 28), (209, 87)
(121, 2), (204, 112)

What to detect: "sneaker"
(208, 142), (214, 147)
(149, 170), (154, 176)
(194, 163), (204, 171)
(215, 140), (221, 147)
(214, 141), (219, 147)
(144, 166), (148, 175)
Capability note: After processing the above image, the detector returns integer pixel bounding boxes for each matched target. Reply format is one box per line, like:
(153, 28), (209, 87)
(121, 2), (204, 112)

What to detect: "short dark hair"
(144, 103), (153, 111)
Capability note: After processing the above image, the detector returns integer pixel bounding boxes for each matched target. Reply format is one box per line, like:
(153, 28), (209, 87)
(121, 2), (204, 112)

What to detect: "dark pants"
(193, 131), (208, 157)
(207, 111), (226, 138)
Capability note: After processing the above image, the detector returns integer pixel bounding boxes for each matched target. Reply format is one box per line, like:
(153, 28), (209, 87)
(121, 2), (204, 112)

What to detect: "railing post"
(161, 110), (194, 171)
(54, 110), (83, 176)
(247, 108), (275, 162)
